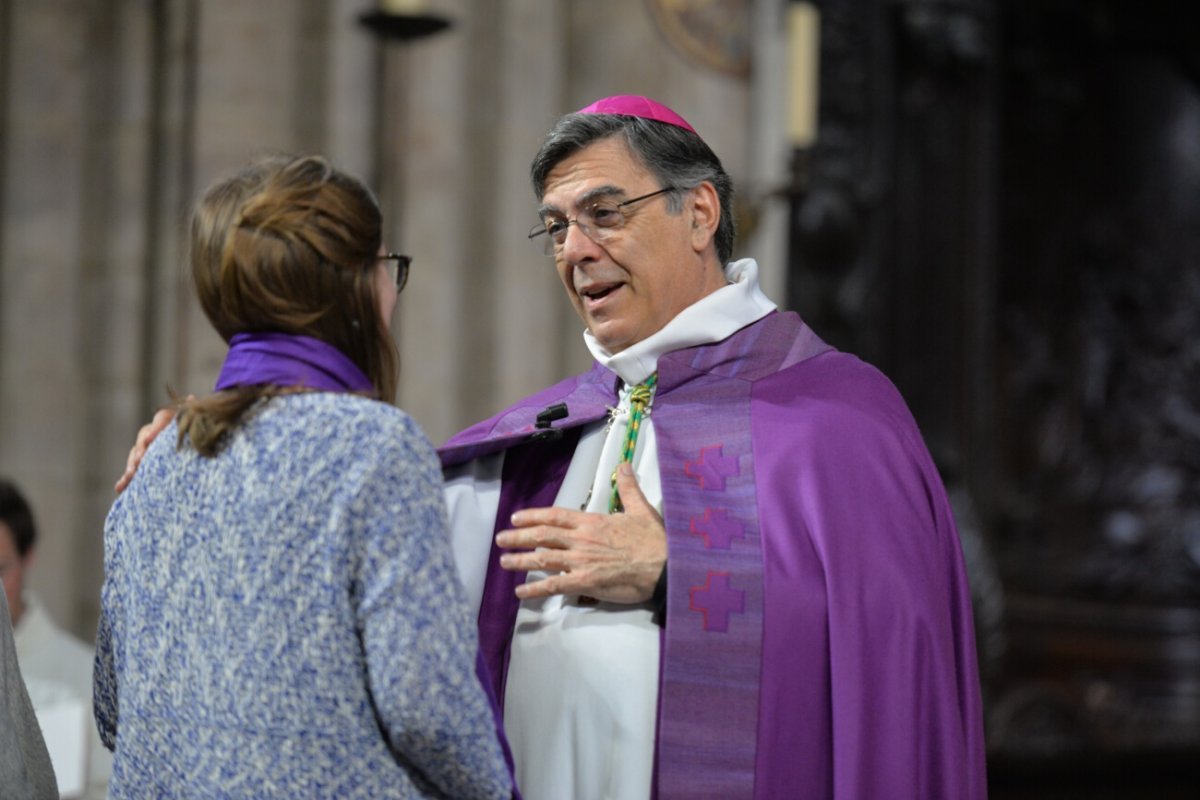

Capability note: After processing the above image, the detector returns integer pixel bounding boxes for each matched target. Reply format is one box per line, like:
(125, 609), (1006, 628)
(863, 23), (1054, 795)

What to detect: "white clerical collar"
(584, 258), (777, 386)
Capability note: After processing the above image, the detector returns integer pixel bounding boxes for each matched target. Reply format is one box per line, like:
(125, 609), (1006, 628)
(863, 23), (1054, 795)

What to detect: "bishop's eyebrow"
(537, 184), (626, 217)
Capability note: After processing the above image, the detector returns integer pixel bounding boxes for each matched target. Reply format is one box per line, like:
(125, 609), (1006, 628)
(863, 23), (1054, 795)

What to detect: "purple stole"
(439, 311), (831, 799)
(652, 357), (765, 797)
(214, 332), (373, 393)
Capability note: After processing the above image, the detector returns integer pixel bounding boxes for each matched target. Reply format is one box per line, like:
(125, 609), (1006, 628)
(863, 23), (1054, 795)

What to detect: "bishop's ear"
(687, 181), (721, 253)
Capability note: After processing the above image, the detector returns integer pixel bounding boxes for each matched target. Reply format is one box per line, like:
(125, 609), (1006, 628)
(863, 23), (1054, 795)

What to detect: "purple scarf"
(214, 332), (373, 393)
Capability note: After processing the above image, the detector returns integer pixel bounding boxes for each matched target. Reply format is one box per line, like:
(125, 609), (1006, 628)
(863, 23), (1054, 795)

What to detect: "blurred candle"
(787, 2), (821, 148)
(381, 0), (428, 13)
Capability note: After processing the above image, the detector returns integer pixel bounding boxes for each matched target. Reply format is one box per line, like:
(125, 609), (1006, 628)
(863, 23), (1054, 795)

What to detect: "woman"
(94, 155), (511, 798)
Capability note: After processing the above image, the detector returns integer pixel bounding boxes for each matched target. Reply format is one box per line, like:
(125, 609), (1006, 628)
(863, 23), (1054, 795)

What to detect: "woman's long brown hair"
(177, 155), (398, 456)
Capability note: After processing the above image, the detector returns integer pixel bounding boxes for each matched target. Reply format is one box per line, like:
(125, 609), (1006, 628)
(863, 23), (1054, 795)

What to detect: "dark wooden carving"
(786, 0), (1200, 794)
(990, 1), (1200, 781)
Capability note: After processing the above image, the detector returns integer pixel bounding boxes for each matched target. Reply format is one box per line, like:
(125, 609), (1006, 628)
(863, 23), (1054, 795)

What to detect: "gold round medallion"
(646, 0), (752, 79)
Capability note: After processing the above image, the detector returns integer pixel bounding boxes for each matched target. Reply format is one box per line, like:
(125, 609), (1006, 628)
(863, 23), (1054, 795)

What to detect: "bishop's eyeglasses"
(527, 186), (677, 257)
(378, 253), (412, 293)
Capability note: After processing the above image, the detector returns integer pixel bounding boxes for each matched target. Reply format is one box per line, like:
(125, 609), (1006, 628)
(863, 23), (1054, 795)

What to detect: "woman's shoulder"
(266, 391), (414, 427)
(262, 393), (434, 458)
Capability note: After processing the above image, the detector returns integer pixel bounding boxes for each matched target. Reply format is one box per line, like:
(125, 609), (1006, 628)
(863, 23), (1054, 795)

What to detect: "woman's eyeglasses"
(378, 253), (412, 292)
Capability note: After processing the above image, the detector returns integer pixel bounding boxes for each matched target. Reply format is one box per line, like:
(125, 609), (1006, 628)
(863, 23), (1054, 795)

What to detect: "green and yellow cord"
(609, 372), (658, 513)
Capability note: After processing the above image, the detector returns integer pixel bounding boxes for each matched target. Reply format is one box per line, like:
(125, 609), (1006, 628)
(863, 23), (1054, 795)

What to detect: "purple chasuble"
(214, 332), (373, 393)
(439, 311), (987, 800)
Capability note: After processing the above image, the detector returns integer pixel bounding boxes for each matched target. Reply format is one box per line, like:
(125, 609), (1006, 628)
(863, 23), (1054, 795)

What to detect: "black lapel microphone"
(529, 403), (569, 441)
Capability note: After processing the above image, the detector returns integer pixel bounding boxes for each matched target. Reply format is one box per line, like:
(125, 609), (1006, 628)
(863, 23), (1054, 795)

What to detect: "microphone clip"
(530, 402), (569, 441)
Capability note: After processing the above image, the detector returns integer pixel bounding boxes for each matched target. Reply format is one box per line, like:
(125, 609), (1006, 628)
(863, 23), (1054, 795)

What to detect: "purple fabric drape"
(214, 332), (372, 393)
(439, 311), (988, 799)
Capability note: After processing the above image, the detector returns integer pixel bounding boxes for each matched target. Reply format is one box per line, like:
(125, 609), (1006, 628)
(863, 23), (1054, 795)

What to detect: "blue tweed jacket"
(95, 393), (510, 798)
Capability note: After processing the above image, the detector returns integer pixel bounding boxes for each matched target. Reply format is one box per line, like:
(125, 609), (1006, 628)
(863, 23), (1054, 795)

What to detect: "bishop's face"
(539, 137), (725, 353)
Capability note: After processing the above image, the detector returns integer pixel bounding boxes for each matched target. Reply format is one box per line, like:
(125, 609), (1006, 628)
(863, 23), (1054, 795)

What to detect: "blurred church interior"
(0, 1), (1195, 796)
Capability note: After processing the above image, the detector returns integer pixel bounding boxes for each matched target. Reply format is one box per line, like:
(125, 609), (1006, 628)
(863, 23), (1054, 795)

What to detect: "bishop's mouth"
(580, 282), (621, 303)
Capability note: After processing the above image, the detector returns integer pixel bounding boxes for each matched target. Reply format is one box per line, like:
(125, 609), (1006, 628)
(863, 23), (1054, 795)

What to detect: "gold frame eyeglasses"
(527, 186), (676, 257)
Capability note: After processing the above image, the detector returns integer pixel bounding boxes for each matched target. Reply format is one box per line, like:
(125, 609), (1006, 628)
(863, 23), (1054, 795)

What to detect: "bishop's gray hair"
(530, 113), (736, 264)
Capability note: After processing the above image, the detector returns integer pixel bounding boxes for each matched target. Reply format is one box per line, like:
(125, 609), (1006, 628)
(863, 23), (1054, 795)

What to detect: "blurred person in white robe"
(1, 479), (111, 799)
